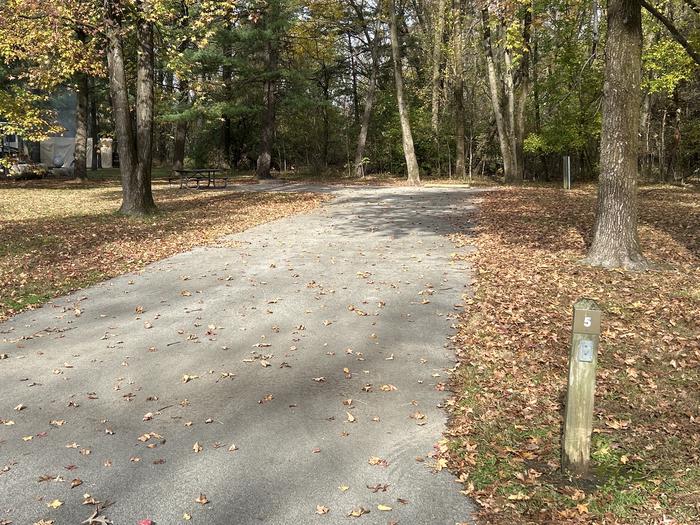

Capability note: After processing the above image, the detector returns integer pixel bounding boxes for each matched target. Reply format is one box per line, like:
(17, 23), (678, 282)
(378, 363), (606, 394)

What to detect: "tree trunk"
(74, 71), (89, 181)
(173, 120), (187, 171)
(513, 9), (531, 180)
(350, 0), (381, 178)
(321, 69), (330, 167)
(389, 0), (420, 185)
(257, 36), (278, 180)
(453, 0), (465, 179)
(89, 79), (99, 170)
(353, 62), (377, 178)
(454, 78), (465, 179)
(430, 0), (446, 133)
(481, 7), (529, 182)
(481, 9), (515, 180)
(348, 32), (360, 125)
(584, 0), (647, 270)
(104, 0), (156, 215)
(130, 3), (156, 213)
(639, 90), (650, 177)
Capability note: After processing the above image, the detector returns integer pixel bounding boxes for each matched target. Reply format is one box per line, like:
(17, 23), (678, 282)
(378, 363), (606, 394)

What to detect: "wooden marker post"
(562, 298), (601, 476)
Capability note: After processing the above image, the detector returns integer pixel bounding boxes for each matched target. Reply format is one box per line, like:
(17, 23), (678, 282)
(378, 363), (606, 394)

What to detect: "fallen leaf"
(259, 393), (274, 404)
(348, 507), (369, 517)
(47, 499), (63, 509)
(193, 442), (203, 453)
(195, 493), (209, 505)
(368, 456), (389, 467)
(315, 505), (329, 515)
(377, 504), (392, 511)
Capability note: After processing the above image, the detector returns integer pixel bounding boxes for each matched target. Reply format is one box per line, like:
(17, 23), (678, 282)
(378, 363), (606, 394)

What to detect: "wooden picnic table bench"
(169, 168), (232, 189)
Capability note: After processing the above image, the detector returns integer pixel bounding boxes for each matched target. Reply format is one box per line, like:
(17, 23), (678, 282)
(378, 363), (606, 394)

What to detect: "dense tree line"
(1, 0), (698, 266)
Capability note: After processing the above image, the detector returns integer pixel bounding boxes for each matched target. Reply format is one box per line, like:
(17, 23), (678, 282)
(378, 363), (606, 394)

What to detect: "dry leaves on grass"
(0, 182), (325, 319)
(445, 186), (700, 525)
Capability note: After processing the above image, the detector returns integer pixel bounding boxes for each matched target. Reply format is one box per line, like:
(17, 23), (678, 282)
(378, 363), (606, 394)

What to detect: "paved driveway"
(0, 186), (476, 525)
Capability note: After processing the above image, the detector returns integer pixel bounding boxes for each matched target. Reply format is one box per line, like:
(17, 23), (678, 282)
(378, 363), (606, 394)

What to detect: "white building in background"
(2, 133), (113, 171)
(39, 137), (113, 169)
(2, 87), (113, 173)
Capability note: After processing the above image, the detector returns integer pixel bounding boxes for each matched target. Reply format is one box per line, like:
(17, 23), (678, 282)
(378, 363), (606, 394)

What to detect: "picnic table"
(170, 168), (231, 189)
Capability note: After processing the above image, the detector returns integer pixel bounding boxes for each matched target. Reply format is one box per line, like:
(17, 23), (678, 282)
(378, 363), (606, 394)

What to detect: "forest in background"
(1, 0), (699, 186)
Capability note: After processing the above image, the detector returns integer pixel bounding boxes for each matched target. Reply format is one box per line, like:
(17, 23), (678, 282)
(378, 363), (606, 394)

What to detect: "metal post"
(562, 298), (601, 476)
(563, 155), (571, 189)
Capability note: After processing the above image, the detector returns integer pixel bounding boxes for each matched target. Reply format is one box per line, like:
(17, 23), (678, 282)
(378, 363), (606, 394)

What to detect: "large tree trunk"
(584, 0), (648, 270)
(74, 71), (89, 181)
(104, 0), (156, 215)
(389, 0), (420, 185)
(130, 6), (156, 214)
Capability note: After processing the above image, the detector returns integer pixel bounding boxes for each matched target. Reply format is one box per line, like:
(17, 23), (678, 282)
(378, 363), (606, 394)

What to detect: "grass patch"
(0, 180), (325, 320)
(445, 185), (700, 524)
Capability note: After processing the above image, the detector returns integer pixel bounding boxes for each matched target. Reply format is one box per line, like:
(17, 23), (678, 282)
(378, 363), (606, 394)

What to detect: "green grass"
(0, 235), (59, 256)
(0, 269), (107, 312)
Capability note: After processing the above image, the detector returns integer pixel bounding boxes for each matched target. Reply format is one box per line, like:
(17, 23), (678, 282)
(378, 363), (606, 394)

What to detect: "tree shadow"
(320, 187), (480, 240)
(469, 186), (699, 263)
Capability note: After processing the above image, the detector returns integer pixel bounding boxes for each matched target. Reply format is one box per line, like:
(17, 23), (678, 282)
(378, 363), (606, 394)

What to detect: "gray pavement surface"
(0, 186), (477, 525)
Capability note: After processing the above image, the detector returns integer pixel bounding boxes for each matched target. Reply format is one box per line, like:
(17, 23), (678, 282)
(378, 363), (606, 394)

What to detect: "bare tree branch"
(640, 0), (700, 66)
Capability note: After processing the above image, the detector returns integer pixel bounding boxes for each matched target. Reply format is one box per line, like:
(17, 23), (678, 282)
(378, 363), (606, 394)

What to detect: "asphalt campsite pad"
(0, 186), (477, 525)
